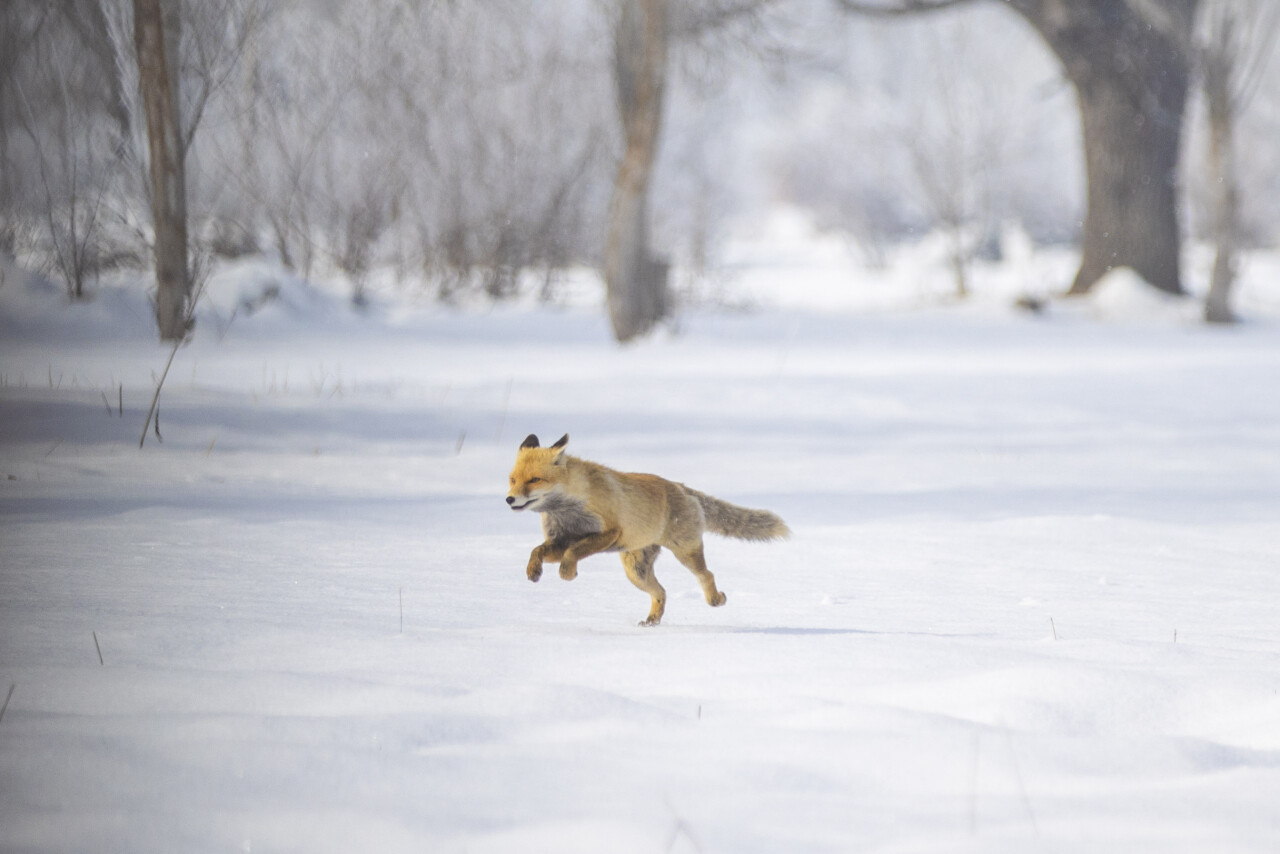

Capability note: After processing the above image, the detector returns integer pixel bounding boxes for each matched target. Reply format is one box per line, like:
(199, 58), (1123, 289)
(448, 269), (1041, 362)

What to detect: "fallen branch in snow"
(0, 683), (13, 723)
(92, 631), (104, 665)
(140, 253), (211, 449)
(140, 343), (178, 448)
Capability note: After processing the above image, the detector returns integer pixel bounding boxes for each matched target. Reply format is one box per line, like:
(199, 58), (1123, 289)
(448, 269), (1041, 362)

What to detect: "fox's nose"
(506, 496), (516, 506)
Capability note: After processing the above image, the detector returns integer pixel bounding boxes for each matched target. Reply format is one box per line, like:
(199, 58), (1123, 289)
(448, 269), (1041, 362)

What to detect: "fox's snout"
(507, 493), (538, 511)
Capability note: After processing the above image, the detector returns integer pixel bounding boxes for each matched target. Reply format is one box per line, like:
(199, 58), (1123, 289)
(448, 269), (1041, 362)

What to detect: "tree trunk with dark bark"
(134, 0), (190, 341)
(604, 0), (669, 343)
(1006, 0), (1198, 296)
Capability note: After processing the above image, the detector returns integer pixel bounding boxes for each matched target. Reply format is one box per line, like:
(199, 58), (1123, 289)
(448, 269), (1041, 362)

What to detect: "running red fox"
(506, 434), (789, 625)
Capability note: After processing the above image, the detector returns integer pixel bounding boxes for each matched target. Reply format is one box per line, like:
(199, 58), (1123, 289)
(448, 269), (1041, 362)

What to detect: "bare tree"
(1195, 0), (1279, 323)
(605, 0), (791, 340)
(2, 1), (125, 298)
(838, 0), (1200, 297)
(604, 0), (671, 342)
(211, 3), (609, 305)
(12, 40), (111, 300)
(896, 15), (1008, 298)
(134, 0), (189, 341)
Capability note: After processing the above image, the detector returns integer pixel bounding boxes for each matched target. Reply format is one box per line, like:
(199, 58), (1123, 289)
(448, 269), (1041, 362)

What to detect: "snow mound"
(198, 256), (339, 325)
(1081, 267), (1196, 323)
(0, 259), (155, 342)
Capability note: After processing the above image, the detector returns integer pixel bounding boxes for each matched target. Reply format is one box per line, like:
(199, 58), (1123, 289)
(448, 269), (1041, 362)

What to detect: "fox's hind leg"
(621, 545), (665, 626)
(671, 541), (727, 608)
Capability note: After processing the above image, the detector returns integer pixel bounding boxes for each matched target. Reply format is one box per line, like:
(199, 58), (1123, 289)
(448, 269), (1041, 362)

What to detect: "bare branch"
(672, 0), (778, 38)
(179, 0), (264, 156)
(833, 0), (977, 17)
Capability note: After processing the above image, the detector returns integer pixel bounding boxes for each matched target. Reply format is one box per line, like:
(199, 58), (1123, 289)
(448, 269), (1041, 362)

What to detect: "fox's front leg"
(525, 542), (567, 582)
(558, 529), (621, 580)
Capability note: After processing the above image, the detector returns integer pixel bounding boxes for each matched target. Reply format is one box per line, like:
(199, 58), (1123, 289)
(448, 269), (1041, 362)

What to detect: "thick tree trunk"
(1068, 55), (1189, 295)
(604, 0), (669, 343)
(134, 0), (190, 341)
(1008, 0), (1198, 296)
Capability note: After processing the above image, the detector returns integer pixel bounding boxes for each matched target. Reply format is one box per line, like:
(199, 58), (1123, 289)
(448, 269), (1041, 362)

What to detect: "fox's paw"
(526, 562), (542, 582)
(709, 591), (727, 607)
(559, 561), (578, 581)
(639, 615), (662, 627)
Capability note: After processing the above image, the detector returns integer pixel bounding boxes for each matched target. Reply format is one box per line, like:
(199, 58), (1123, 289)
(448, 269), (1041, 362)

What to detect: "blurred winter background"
(3, 2), (1280, 853)
(3, 0), (1279, 329)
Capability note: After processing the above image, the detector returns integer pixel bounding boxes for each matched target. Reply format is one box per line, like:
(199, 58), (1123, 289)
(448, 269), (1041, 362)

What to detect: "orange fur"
(507, 434), (788, 625)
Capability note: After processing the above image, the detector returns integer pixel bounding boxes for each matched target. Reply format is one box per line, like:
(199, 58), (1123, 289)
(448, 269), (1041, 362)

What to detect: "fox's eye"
(528, 477), (542, 485)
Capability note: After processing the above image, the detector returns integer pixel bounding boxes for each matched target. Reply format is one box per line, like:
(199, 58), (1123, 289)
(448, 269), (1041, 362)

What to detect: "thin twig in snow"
(93, 631), (104, 665)
(140, 340), (181, 448)
(0, 683), (14, 723)
(141, 258), (211, 448)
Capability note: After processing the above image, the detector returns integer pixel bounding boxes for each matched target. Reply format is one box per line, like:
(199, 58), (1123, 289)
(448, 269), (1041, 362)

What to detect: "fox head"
(506, 433), (569, 511)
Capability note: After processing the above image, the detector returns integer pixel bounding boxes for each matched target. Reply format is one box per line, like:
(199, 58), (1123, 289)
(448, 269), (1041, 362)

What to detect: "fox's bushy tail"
(690, 490), (791, 541)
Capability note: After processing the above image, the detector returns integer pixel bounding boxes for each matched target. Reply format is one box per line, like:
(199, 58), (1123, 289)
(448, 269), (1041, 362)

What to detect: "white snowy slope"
(2, 249), (1280, 853)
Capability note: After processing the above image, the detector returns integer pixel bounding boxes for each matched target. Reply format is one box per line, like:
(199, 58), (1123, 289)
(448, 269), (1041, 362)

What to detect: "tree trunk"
(1203, 61), (1238, 323)
(1007, 0), (1198, 296)
(134, 0), (190, 341)
(1200, 7), (1247, 325)
(604, 0), (669, 343)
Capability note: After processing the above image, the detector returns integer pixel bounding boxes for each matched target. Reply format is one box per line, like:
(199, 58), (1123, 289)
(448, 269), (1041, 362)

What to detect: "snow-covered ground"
(3, 227), (1280, 853)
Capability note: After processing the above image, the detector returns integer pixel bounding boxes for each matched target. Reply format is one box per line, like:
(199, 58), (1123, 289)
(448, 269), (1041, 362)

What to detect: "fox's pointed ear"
(551, 434), (569, 450)
(520, 434), (540, 450)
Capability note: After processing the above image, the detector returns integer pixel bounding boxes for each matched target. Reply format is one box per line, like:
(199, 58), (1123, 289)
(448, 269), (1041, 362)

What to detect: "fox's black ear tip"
(551, 433), (569, 449)
(520, 434), (540, 449)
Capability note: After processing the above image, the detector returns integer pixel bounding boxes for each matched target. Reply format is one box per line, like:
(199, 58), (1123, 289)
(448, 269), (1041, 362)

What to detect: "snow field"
(3, 252), (1280, 852)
